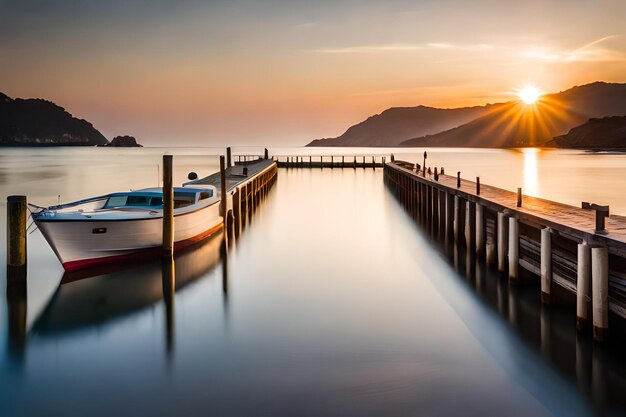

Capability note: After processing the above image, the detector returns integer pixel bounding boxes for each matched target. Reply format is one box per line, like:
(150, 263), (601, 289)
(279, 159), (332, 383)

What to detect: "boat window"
(174, 192), (196, 208)
(126, 196), (151, 206)
(199, 191), (211, 200)
(150, 197), (163, 206)
(106, 196), (127, 207)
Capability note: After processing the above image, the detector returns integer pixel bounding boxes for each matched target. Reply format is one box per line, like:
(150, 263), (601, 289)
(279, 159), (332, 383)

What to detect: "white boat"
(31, 185), (222, 271)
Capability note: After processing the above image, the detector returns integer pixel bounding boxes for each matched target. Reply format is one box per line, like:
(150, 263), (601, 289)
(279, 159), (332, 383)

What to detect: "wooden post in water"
(233, 188), (241, 238)
(220, 155), (227, 226)
(592, 246), (608, 342)
(342, 155), (345, 168)
(476, 204), (484, 256)
(454, 196), (461, 242)
(457, 172), (461, 188)
(476, 177), (480, 195)
(264, 148), (269, 159)
(353, 156), (357, 169)
(497, 212), (508, 274)
(540, 228), (552, 304)
(576, 243), (591, 331)
(517, 188), (522, 207)
(433, 187), (439, 234)
(508, 216), (519, 281)
(446, 193), (454, 240)
(226, 147), (232, 168)
(162, 155), (174, 255)
(7, 195), (27, 273)
(466, 201), (476, 253)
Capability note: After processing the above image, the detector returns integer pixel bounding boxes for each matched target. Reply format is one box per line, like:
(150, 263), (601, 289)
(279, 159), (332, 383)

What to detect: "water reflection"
(31, 233), (223, 338)
(522, 148), (539, 197)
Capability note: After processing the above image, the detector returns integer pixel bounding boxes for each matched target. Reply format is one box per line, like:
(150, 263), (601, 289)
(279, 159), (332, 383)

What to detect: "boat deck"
(188, 159), (275, 194)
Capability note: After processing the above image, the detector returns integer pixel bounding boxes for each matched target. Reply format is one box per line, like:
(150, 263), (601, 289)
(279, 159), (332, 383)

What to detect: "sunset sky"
(1, 0), (625, 146)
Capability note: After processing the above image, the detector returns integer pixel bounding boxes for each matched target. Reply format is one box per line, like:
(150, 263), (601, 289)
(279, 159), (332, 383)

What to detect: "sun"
(516, 85), (542, 105)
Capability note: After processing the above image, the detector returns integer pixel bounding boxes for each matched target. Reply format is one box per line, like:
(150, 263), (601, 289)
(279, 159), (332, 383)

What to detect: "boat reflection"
(31, 233), (225, 337)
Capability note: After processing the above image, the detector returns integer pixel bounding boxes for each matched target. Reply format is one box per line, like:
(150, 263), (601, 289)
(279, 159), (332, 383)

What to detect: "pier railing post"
(517, 188), (522, 207)
(476, 177), (480, 195)
(540, 228), (552, 304)
(226, 147), (232, 168)
(264, 148), (269, 159)
(591, 246), (609, 342)
(457, 172), (461, 188)
(577, 243), (591, 331)
(162, 155), (174, 255)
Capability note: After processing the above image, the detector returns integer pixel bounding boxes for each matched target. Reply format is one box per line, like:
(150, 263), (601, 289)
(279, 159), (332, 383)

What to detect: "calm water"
(1, 147), (626, 416)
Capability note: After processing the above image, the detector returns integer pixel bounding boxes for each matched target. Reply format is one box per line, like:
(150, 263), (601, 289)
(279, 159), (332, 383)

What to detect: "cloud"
(519, 35), (625, 63)
(312, 42), (493, 54)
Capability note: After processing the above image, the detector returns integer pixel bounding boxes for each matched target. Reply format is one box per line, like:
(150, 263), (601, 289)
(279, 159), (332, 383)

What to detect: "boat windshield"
(104, 195), (164, 209)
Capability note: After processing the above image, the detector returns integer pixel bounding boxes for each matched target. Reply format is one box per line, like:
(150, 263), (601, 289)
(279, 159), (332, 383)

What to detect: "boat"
(31, 184), (222, 271)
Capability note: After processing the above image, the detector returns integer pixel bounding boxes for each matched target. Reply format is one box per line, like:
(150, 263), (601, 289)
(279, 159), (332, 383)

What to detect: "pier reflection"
(32, 233), (224, 339)
(392, 182), (626, 415)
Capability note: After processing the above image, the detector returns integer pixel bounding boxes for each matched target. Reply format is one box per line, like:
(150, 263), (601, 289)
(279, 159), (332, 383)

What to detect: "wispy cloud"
(519, 35), (625, 62)
(312, 42), (493, 54)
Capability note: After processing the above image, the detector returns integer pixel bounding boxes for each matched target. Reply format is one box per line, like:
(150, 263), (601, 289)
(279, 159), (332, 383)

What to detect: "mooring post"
(220, 155), (227, 226)
(576, 242), (591, 331)
(476, 177), (480, 195)
(446, 192), (454, 239)
(486, 218), (496, 266)
(226, 147), (232, 168)
(233, 188), (241, 238)
(497, 212), (508, 274)
(466, 201), (476, 253)
(7, 195), (27, 274)
(517, 188), (522, 207)
(342, 155), (345, 168)
(457, 172), (461, 188)
(540, 228), (552, 304)
(591, 246), (609, 342)
(264, 148), (269, 159)
(476, 204), (484, 256)
(508, 216), (519, 281)
(162, 155), (174, 255)
(454, 196), (461, 242)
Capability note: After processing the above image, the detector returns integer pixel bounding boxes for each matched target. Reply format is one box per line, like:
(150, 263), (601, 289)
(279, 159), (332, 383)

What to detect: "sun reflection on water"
(522, 148), (539, 196)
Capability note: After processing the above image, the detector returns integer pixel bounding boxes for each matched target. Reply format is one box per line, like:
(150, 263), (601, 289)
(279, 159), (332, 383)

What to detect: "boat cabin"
(104, 187), (213, 210)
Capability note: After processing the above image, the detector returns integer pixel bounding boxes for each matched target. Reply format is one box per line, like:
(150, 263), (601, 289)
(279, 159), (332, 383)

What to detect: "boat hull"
(35, 202), (222, 271)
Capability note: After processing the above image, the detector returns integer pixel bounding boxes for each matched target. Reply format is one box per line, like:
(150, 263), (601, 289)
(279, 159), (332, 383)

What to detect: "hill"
(0, 92), (108, 146)
(307, 104), (497, 147)
(546, 116), (626, 150)
(400, 82), (626, 148)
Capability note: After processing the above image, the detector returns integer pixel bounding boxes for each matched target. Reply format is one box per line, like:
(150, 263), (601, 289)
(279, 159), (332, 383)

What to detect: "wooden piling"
(446, 192), (454, 239)
(466, 201), (476, 252)
(508, 216), (519, 281)
(264, 148), (269, 159)
(226, 147), (232, 168)
(233, 188), (241, 237)
(162, 155), (174, 255)
(454, 196), (461, 242)
(497, 212), (508, 273)
(476, 177), (480, 195)
(476, 204), (484, 256)
(576, 243), (591, 331)
(592, 246), (608, 342)
(7, 195), (27, 271)
(220, 155), (227, 224)
(517, 188), (522, 207)
(540, 228), (552, 304)
(457, 172), (461, 188)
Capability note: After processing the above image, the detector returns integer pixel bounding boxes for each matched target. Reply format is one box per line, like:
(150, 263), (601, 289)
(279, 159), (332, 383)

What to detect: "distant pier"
(384, 160), (626, 342)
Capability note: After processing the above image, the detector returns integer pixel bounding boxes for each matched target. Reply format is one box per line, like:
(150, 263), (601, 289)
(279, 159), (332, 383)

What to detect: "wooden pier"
(270, 155), (388, 169)
(384, 160), (626, 342)
(189, 156), (278, 241)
